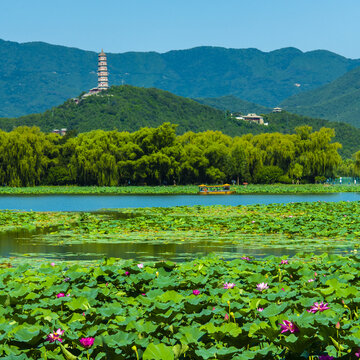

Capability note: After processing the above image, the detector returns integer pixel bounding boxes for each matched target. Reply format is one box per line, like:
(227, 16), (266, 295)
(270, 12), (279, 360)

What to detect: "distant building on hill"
(97, 49), (109, 91)
(52, 128), (67, 136)
(243, 113), (265, 125)
(272, 107), (282, 113)
(79, 49), (109, 100)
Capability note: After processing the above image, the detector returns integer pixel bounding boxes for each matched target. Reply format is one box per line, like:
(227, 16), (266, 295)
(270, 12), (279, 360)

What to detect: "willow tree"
(293, 126), (342, 181)
(355, 151), (360, 176)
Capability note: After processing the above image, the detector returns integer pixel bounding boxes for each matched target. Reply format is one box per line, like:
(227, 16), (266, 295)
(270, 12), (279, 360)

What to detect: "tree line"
(0, 123), (358, 187)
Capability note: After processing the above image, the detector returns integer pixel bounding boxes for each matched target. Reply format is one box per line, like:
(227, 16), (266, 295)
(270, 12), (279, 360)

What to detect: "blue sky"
(1, 0), (360, 58)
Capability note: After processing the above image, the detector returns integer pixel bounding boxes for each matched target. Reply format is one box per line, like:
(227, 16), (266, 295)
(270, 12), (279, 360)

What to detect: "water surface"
(0, 192), (359, 211)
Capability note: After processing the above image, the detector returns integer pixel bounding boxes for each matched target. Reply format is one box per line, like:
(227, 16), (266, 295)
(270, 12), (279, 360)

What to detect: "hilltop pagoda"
(97, 49), (109, 90)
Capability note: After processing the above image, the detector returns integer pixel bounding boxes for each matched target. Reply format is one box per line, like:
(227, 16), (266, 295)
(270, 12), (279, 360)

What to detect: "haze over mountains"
(2, 38), (360, 121)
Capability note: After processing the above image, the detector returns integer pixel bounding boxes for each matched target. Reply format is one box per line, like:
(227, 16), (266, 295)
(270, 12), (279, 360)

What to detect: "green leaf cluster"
(1, 254), (360, 359)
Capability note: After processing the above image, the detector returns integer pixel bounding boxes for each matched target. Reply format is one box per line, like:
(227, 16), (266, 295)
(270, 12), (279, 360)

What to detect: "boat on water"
(198, 184), (236, 195)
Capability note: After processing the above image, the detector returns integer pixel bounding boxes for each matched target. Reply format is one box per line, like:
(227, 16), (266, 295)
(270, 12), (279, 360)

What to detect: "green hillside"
(2, 39), (360, 117)
(0, 85), (230, 134)
(281, 66), (360, 128)
(195, 95), (271, 114)
(0, 85), (359, 158)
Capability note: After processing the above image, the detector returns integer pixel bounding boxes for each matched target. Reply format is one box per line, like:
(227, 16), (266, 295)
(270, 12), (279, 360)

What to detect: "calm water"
(0, 192), (359, 211)
(0, 193), (359, 261)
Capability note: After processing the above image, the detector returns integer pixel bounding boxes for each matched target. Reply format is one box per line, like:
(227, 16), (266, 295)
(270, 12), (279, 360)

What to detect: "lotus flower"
(309, 301), (330, 314)
(223, 282), (235, 289)
(137, 263), (144, 269)
(257, 308), (264, 312)
(308, 278), (315, 283)
(46, 329), (64, 343)
(224, 313), (229, 320)
(79, 337), (94, 348)
(256, 282), (269, 292)
(56, 293), (65, 298)
(355, 348), (360, 358)
(280, 259), (288, 264)
(125, 271), (130, 276)
(280, 320), (299, 334)
(192, 289), (200, 295)
(241, 257), (250, 261)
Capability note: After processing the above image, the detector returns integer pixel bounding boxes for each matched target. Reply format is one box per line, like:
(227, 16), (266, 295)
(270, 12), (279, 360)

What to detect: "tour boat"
(198, 184), (236, 195)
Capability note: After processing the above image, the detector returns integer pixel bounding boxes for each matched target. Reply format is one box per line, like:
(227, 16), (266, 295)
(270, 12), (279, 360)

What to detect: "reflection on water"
(0, 193), (358, 262)
(0, 228), (350, 262)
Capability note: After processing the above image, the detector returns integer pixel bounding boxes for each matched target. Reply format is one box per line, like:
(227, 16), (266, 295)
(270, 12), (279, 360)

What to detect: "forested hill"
(0, 85), (229, 134)
(195, 95), (271, 114)
(2, 38), (360, 117)
(281, 66), (360, 128)
(1, 85), (360, 158)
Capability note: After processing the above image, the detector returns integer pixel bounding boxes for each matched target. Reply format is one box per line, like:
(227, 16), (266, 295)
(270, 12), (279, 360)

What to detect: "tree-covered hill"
(0, 85), (359, 158)
(281, 66), (360, 128)
(195, 95), (271, 114)
(0, 85), (230, 134)
(2, 38), (360, 117)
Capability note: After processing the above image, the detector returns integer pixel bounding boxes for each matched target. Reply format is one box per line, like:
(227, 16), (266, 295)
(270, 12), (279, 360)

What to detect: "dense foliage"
(281, 66), (360, 128)
(2, 39), (360, 117)
(2, 254), (360, 359)
(1, 86), (359, 158)
(0, 124), (346, 186)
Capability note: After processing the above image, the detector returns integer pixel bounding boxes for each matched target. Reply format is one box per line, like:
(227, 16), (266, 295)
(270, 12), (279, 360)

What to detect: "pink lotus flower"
(223, 282), (235, 289)
(125, 271), (130, 276)
(355, 348), (360, 357)
(256, 282), (269, 292)
(257, 308), (264, 312)
(241, 256), (250, 261)
(46, 329), (64, 343)
(79, 337), (94, 348)
(192, 289), (200, 296)
(280, 259), (288, 264)
(308, 301), (330, 314)
(319, 355), (334, 360)
(56, 293), (65, 298)
(308, 278), (315, 283)
(251, 221), (255, 223)
(137, 263), (144, 269)
(224, 313), (229, 320)
(50, 262), (55, 267)
(280, 320), (299, 334)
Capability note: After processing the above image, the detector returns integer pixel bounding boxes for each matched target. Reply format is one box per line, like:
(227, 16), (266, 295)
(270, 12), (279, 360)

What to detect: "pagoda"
(97, 49), (109, 90)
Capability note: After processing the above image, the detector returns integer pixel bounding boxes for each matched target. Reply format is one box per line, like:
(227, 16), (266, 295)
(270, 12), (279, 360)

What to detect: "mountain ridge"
(2, 39), (360, 117)
(281, 66), (360, 127)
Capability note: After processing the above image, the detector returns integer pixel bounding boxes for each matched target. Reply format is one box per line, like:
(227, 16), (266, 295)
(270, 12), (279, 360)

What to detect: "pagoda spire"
(97, 50), (109, 90)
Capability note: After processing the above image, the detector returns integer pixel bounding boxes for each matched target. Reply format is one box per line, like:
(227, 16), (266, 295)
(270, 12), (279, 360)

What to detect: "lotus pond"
(3, 254), (360, 359)
(0, 184), (359, 195)
(0, 201), (359, 261)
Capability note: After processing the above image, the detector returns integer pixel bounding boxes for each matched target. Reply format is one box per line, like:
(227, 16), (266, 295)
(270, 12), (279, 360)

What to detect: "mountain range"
(2, 39), (360, 118)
